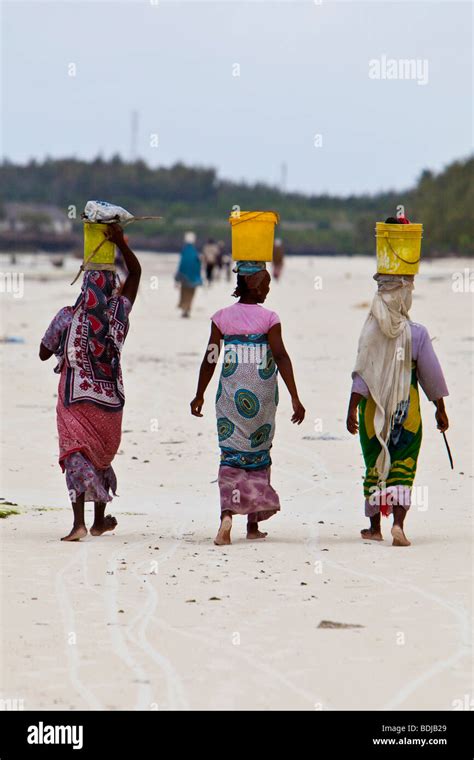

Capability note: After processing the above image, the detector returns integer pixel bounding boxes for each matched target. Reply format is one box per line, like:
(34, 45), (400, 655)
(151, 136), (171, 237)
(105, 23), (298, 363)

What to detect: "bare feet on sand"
(90, 515), (118, 536)
(61, 525), (88, 542)
(247, 528), (268, 540)
(214, 515), (232, 546)
(360, 528), (383, 541)
(391, 525), (411, 546)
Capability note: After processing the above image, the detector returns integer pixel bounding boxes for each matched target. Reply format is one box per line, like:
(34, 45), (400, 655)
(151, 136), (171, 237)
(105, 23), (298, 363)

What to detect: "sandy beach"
(0, 252), (472, 711)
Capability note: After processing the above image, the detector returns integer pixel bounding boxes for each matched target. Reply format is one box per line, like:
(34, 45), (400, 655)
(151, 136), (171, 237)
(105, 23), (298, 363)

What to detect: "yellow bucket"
(83, 223), (116, 270)
(375, 222), (423, 275)
(229, 210), (280, 261)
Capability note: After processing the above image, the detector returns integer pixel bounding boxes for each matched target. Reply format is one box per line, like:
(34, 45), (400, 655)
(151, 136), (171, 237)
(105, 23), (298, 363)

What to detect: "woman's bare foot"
(61, 525), (87, 542)
(360, 528), (383, 541)
(90, 515), (118, 536)
(247, 528), (268, 540)
(214, 515), (232, 546)
(391, 525), (411, 546)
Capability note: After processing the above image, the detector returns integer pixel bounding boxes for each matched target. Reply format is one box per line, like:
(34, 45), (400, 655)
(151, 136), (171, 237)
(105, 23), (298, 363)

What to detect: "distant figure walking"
(218, 239), (232, 282)
(202, 238), (219, 285)
(175, 232), (203, 318)
(272, 238), (284, 281)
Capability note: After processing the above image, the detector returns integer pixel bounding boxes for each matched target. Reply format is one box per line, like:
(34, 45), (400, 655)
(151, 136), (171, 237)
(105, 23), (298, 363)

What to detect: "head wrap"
(353, 274), (414, 481)
(232, 260), (267, 275)
(373, 273), (414, 315)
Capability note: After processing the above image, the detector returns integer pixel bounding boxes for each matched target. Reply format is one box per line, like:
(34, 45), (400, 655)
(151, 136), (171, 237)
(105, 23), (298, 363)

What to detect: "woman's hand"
(190, 396), (204, 417)
(291, 397), (305, 424)
(346, 409), (359, 434)
(346, 392), (363, 434)
(105, 222), (126, 246)
(39, 342), (53, 361)
(435, 406), (449, 432)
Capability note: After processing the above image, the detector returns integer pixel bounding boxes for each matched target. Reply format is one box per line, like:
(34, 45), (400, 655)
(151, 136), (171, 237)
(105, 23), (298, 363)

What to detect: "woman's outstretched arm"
(190, 321), (223, 417)
(268, 323), (305, 424)
(106, 223), (142, 304)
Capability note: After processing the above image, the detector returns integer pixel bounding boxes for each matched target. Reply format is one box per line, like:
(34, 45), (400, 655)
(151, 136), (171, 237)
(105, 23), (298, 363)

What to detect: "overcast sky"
(1, 0), (472, 195)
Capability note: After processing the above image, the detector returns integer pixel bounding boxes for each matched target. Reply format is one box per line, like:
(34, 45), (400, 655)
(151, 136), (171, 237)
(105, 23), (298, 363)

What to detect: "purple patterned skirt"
(218, 465), (280, 522)
(64, 451), (117, 504)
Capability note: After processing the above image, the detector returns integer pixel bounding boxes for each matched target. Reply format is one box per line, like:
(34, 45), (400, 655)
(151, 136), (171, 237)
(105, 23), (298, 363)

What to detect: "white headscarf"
(353, 274), (414, 481)
(184, 231), (196, 245)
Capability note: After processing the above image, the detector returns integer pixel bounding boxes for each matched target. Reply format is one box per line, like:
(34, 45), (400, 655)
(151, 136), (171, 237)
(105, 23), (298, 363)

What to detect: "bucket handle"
(384, 235), (421, 265)
(70, 234), (111, 286)
(230, 210), (279, 226)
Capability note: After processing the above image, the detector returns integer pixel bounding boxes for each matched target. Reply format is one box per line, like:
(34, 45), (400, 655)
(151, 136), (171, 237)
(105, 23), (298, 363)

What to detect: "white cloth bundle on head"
(353, 274), (415, 481)
(83, 200), (134, 224)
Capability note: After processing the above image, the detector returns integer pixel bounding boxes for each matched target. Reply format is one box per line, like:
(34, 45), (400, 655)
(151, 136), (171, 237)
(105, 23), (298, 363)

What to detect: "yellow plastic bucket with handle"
(229, 210), (280, 261)
(375, 222), (423, 275)
(83, 222), (116, 270)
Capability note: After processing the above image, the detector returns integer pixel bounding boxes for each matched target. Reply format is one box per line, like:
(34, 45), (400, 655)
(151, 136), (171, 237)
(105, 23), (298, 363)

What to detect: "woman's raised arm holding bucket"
(106, 223), (142, 304)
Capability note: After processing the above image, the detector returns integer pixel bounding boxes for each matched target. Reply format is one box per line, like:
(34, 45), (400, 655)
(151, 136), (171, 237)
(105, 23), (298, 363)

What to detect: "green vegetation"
(0, 501), (19, 518)
(0, 155), (472, 255)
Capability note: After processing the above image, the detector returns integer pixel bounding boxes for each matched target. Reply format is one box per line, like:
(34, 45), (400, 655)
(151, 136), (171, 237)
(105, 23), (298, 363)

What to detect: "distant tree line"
(0, 154), (471, 255)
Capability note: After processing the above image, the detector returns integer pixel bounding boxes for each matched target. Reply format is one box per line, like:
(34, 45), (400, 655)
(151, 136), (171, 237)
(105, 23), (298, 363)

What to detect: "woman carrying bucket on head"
(190, 211), (305, 546)
(39, 219), (141, 541)
(346, 215), (449, 547)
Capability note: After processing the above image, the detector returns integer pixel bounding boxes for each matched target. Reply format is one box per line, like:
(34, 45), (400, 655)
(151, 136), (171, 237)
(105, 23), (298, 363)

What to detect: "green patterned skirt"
(358, 365), (422, 503)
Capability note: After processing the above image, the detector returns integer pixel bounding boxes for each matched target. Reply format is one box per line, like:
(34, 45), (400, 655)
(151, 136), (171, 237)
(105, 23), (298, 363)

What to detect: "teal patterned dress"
(211, 301), (282, 520)
(216, 333), (278, 470)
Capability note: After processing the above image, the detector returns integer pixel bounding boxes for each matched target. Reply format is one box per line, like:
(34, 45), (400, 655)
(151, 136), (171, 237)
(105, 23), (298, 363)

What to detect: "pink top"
(211, 302), (280, 335)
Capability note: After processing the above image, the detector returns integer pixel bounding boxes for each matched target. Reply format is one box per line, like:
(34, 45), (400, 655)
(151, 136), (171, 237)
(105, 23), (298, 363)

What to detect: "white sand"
(0, 253), (472, 711)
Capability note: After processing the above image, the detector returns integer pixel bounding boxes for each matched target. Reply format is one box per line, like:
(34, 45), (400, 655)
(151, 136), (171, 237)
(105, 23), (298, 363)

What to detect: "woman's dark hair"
(232, 274), (249, 299)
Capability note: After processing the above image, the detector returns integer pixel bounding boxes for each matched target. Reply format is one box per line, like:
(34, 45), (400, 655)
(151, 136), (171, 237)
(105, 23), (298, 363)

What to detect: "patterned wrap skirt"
(215, 333), (280, 521)
(358, 364), (423, 517)
(57, 368), (121, 503)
